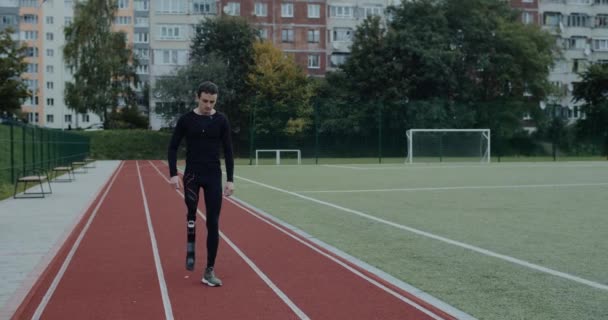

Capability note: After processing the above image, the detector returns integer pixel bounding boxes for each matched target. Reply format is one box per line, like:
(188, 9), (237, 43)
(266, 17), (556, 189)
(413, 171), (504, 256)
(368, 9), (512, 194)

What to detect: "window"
(82, 114), (89, 122)
(308, 4), (319, 18)
(136, 64), (149, 74)
(193, 0), (214, 14)
(65, 115), (72, 123)
(27, 63), (38, 73)
(281, 29), (294, 43)
(224, 2), (240, 16)
(114, 16), (132, 25)
(567, 36), (587, 50)
(135, 48), (149, 59)
(46, 49), (54, 56)
(22, 14), (38, 24)
(1, 15), (18, 26)
(47, 98), (54, 106)
(593, 38), (608, 50)
(47, 82), (54, 89)
(134, 0), (149, 10)
(46, 65), (54, 73)
(329, 5), (353, 18)
(596, 14), (608, 28)
(254, 3), (267, 17)
(46, 114), (54, 123)
(308, 55), (320, 69)
(34, 112), (38, 123)
(281, 3), (293, 17)
(25, 47), (38, 57)
(135, 32), (149, 43)
(157, 0), (187, 13)
(23, 31), (38, 40)
(543, 12), (561, 26)
(45, 16), (53, 24)
(65, 17), (73, 25)
(568, 13), (589, 27)
(259, 28), (268, 40)
(64, 0), (73, 7)
(135, 17), (149, 26)
(118, 0), (128, 9)
(308, 29), (320, 43)
(159, 25), (183, 40)
(46, 32), (53, 41)
(596, 0), (608, 4)
(364, 6), (382, 18)
(333, 28), (352, 42)
(25, 79), (38, 90)
(522, 12), (534, 25)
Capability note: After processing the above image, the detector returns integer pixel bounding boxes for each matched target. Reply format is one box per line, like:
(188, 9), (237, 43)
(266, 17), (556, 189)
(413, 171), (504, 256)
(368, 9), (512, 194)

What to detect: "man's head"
(196, 81), (219, 115)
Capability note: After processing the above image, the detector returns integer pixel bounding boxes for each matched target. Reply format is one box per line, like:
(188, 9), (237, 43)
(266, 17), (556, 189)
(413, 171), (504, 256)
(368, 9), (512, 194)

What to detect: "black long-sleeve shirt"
(168, 110), (234, 181)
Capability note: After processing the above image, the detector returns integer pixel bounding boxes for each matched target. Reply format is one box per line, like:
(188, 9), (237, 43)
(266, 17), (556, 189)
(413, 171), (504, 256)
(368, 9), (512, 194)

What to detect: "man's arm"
(168, 117), (185, 187)
(221, 115), (235, 196)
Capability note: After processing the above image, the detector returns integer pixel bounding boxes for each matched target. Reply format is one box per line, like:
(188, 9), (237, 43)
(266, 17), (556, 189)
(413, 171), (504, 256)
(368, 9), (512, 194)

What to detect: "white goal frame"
(406, 129), (491, 163)
(255, 149), (302, 165)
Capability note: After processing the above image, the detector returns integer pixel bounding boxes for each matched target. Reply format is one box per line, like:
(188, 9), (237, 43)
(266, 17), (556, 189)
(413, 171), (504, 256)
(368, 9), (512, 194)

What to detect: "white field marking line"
(225, 198), (450, 320)
(322, 163), (608, 170)
(31, 161), (125, 320)
(295, 182), (608, 193)
(227, 197), (476, 320)
(147, 161), (310, 320)
(136, 161), (174, 320)
(234, 175), (608, 292)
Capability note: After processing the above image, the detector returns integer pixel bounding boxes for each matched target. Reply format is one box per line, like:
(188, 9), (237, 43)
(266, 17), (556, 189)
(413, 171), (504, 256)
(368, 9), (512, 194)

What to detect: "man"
(168, 81), (234, 287)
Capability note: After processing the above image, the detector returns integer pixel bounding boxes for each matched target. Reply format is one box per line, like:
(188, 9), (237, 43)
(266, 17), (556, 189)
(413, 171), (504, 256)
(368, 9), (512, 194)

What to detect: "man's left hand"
(224, 181), (234, 197)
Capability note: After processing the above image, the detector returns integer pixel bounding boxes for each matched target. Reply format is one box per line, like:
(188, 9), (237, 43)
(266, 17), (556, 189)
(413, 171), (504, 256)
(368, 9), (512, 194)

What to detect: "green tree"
(0, 28), (30, 116)
(153, 54), (229, 126)
(247, 41), (313, 136)
(573, 63), (608, 157)
(190, 16), (258, 135)
(63, 0), (139, 127)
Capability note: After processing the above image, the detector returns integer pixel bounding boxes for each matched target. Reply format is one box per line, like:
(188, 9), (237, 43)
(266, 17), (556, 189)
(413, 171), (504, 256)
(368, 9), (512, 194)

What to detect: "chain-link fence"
(0, 119), (90, 186)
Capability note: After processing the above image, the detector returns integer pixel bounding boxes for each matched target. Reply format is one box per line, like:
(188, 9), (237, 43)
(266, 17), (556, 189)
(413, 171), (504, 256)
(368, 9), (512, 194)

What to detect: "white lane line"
(147, 161), (310, 320)
(136, 161), (174, 320)
(225, 198), (453, 320)
(227, 197), (475, 320)
(321, 164), (368, 170)
(31, 161), (125, 320)
(296, 182), (608, 193)
(322, 163), (608, 170)
(234, 174), (608, 292)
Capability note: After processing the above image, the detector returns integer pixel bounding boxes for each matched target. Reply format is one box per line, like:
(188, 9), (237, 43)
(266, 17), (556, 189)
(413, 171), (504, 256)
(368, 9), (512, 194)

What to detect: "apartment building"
(539, 0), (608, 121)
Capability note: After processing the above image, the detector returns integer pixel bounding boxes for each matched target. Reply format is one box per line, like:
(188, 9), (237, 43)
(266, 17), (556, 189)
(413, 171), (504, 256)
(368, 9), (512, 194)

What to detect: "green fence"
(0, 119), (90, 185)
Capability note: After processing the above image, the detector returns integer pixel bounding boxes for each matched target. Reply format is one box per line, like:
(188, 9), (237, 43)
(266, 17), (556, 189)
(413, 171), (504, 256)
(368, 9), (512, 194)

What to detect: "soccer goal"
(406, 129), (491, 163)
(255, 149), (302, 165)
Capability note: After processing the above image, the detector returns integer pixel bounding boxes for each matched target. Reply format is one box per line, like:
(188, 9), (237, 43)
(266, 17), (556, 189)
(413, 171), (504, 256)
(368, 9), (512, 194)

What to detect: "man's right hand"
(170, 175), (181, 190)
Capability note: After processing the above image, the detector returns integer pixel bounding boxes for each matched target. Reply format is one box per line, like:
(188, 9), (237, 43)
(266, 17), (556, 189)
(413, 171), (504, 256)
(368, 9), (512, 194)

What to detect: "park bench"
(13, 168), (53, 199)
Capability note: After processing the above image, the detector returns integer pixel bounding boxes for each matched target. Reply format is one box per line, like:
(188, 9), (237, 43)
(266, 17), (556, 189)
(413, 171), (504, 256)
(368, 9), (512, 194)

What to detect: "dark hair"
(197, 81), (219, 97)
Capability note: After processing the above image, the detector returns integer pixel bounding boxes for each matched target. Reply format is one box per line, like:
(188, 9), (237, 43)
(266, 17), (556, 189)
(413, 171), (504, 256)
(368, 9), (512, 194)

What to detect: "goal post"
(255, 149), (302, 165)
(406, 129), (491, 163)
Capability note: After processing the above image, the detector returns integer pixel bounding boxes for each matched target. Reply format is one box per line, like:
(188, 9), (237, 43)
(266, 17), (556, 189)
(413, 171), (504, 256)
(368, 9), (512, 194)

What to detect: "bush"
(77, 130), (184, 160)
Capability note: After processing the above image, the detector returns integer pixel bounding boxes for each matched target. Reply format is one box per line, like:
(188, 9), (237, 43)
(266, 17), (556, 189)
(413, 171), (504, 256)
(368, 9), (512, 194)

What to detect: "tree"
(153, 54), (229, 126)
(63, 0), (139, 127)
(0, 28), (30, 116)
(190, 16), (259, 136)
(247, 41), (313, 136)
(573, 63), (608, 157)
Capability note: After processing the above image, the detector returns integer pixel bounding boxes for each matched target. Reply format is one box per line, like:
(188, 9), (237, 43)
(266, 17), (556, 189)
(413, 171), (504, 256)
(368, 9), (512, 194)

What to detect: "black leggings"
(183, 169), (223, 268)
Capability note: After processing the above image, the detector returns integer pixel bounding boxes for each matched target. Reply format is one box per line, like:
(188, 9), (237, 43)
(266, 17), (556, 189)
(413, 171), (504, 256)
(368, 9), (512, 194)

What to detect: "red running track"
(10, 160), (460, 320)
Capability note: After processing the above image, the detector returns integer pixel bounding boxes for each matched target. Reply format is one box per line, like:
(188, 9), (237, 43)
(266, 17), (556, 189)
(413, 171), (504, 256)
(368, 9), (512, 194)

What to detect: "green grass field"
(202, 161), (608, 320)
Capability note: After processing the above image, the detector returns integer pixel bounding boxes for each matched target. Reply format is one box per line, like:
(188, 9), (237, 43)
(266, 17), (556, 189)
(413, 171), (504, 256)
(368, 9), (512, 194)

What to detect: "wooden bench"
(52, 165), (75, 182)
(72, 161), (88, 174)
(84, 158), (96, 169)
(13, 169), (53, 199)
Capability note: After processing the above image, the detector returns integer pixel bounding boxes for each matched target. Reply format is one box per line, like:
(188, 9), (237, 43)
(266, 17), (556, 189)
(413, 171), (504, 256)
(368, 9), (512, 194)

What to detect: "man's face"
(198, 92), (218, 114)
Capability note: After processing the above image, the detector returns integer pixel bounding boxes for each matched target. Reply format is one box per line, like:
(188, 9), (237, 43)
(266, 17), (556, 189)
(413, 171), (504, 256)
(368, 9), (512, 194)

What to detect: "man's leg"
(183, 172), (200, 271)
(201, 172), (223, 286)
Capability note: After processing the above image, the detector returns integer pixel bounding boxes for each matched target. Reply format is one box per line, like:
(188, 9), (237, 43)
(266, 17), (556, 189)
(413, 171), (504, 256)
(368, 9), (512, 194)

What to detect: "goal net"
(255, 149), (302, 165)
(406, 129), (491, 163)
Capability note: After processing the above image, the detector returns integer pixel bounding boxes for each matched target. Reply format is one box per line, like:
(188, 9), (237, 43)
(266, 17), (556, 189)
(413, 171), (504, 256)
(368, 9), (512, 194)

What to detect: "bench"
(84, 158), (96, 169)
(13, 169), (53, 199)
(52, 165), (75, 182)
(72, 161), (88, 174)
